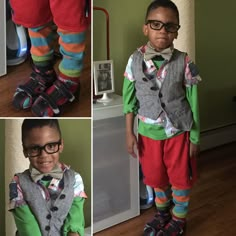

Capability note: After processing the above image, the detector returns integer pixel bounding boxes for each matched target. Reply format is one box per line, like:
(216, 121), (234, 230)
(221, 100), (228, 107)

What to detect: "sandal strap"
(18, 84), (34, 98)
(144, 212), (171, 236)
(53, 80), (75, 102)
(36, 80), (75, 115)
(144, 224), (158, 236)
(161, 219), (185, 235)
(147, 214), (165, 228)
(31, 71), (52, 87)
(17, 71), (56, 97)
(39, 93), (60, 112)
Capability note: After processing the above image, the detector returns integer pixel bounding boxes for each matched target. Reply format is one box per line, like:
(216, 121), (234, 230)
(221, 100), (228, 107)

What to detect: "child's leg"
(13, 24), (57, 109)
(171, 187), (190, 220)
(29, 24), (55, 67)
(156, 187), (190, 236)
(31, 29), (86, 117)
(144, 186), (172, 236)
(154, 186), (172, 211)
(155, 133), (195, 235)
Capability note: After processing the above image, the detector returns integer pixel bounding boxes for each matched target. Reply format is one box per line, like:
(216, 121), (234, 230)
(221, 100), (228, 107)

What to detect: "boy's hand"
(126, 132), (138, 158)
(67, 232), (80, 236)
(189, 142), (199, 158)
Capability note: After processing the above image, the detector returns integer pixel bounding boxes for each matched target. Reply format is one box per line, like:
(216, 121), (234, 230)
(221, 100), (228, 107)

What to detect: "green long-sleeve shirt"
(12, 197), (85, 236)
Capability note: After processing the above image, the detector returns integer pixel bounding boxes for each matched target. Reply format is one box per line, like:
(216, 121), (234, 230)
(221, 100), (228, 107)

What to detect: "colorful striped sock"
(57, 72), (79, 94)
(171, 187), (191, 219)
(28, 23), (55, 64)
(57, 28), (86, 78)
(154, 186), (172, 211)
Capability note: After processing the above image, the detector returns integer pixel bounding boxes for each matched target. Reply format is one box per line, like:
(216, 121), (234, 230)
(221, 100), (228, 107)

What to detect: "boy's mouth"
(38, 161), (52, 165)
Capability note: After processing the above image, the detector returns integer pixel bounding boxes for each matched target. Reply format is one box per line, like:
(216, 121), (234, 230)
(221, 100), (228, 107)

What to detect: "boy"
(9, 0), (90, 116)
(123, 0), (202, 235)
(9, 119), (87, 236)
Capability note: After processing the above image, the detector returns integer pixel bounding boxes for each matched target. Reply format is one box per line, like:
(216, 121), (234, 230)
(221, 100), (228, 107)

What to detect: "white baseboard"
(85, 226), (91, 236)
(200, 124), (236, 151)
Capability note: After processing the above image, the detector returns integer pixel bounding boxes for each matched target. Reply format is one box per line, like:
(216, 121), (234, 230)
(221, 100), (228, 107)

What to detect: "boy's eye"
(29, 146), (40, 153)
(152, 21), (162, 28)
(46, 143), (57, 150)
(166, 24), (178, 31)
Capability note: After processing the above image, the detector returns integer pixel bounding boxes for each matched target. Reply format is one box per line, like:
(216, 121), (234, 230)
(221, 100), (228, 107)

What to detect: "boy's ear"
(59, 139), (64, 153)
(23, 149), (28, 158)
(175, 32), (178, 39)
(143, 24), (148, 36)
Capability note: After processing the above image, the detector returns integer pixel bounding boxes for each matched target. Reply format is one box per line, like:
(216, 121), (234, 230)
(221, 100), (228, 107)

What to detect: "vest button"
(60, 194), (66, 199)
(159, 93), (163, 98)
(161, 103), (165, 108)
(150, 87), (158, 91)
(45, 226), (50, 231)
(51, 206), (58, 212)
(46, 214), (52, 219)
(142, 77), (148, 82)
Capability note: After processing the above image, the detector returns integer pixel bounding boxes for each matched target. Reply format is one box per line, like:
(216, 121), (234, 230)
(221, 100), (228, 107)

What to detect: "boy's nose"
(159, 26), (168, 33)
(38, 149), (49, 157)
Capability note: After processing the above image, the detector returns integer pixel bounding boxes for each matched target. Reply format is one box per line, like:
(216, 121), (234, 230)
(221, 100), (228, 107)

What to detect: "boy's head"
(22, 119), (64, 173)
(143, 0), (180, 51)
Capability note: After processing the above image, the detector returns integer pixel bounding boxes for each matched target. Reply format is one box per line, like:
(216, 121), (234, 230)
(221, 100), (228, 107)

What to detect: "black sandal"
(31, 80), (79, 117)
(13, 66), (57, 109)
(144, 210), (171, 236)
(156, 219), (186, 236)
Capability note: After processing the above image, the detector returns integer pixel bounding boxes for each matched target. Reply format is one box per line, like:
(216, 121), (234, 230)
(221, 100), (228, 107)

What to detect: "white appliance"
(6, 0), (28, 66)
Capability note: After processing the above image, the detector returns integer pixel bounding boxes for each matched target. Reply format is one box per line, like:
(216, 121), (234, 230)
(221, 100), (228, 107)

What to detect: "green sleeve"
(122, 77), (138, 114)
(11, 205), (41, 236)
(63, 197), (85, 236)
(186, 85), (200, 144)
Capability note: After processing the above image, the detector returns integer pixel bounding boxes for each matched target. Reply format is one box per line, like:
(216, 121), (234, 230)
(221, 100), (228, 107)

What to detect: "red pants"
(10, 0), (90, 31)
(139, 132), (197, 189)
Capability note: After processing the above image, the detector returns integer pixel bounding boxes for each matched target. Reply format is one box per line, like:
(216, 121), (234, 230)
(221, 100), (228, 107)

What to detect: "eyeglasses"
(23, 140), (61, 158)
(145, 20), (180, 33)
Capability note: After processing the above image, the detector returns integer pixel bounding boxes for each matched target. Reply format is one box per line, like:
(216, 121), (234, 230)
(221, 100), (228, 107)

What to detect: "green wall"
(59, 119), (91, 227)
(0, 119), (91, 235)
(93, 0), (147, 93)
(195, 0), (236, 130)
(93, 0), (236, 131)
(0, 120), (5, 236)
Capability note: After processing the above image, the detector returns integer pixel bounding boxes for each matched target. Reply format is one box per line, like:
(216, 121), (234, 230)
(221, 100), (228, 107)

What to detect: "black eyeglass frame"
(23, 140), (62, 158)
(145, 20), (180, 33)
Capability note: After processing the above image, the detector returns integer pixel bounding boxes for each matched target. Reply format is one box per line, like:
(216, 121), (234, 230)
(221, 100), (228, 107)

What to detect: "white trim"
(85, 227), (91, 236)
(0, 0), (6, 76)
(200, 124), (236, 151)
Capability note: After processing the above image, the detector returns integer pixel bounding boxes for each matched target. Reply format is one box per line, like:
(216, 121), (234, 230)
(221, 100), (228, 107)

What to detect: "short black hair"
(145, 0), (179, 23)
(22, 119), (61, 142)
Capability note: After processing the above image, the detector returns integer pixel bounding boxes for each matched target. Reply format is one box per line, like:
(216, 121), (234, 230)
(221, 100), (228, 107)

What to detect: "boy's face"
(23, 126), (64, 173)
(143, 7), (179, 51)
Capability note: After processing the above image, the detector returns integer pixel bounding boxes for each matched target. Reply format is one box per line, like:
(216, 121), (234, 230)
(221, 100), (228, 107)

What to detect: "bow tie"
(144, 42), (173, 61)
(30, 164), (64, 183)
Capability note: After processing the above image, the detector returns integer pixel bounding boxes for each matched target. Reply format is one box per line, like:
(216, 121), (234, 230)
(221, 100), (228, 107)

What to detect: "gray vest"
(17, 169), (75, 236)
(132, 49), (193, 131)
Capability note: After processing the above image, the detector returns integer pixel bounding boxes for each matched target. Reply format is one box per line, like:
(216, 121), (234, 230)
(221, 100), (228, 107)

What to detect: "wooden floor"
(0, 28), (91, 118)
(94, 142), (236, 236)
